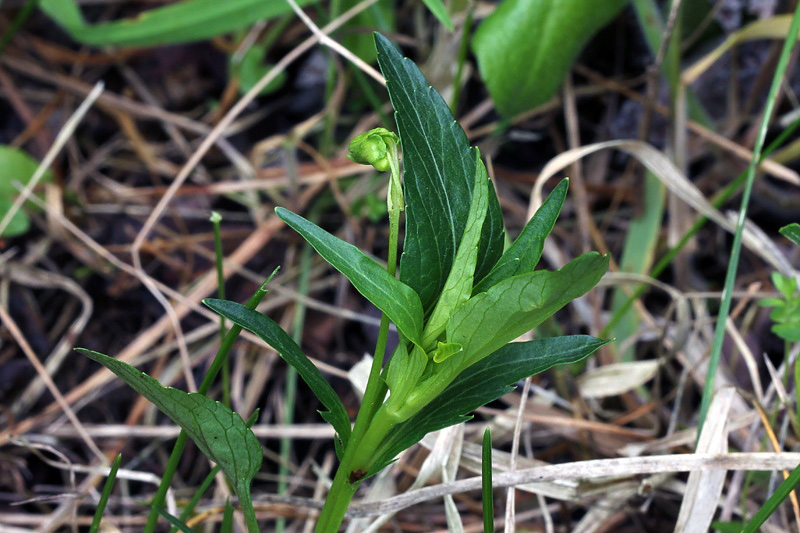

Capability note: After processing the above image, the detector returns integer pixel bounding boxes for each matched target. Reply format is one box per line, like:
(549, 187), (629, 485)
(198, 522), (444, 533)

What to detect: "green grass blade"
(697, 3), (800, 436)
(88, 453), (121, 533)
(482, 427), (494, 533)
(39, 0), (318, 48)
(221, 499), (235, 533)
(156, 507), (196, 533)
(421, 0), (454, 30)
(743, 462), (800, 532)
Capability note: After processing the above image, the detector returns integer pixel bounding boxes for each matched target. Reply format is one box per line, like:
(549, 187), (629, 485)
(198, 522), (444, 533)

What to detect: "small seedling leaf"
(473, 178), (569, 294)
(370, 335), (610, 474)
(39, 0), (318, 47)
(448, 252), (609, 367)
(472, 0), (628, 116)
(203, 299), (352, 450)
(0, 145), (53, 237)
(276, 206), (424, 346)
(375, 33), (505, 314)
(76, 348), (261, 503)
(780, 222), (800, 247)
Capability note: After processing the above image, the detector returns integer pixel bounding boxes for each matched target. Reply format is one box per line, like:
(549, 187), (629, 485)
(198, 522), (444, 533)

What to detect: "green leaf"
(155, 508), (196, 533)
(773, 323), (800, 342)
(482, 428), (494, 533)
(39, 0), (318, 47)
(422, 152), (489, 348)
(76, 348), (261, 503)
(780, 222), (800, 247)
(385, 343), (427, 410)
(448, 252), (609, 367)
(369, 335), (610, 474)
(473, 178), (568, 294)
(0, 145), (53, 237)
(472, 0), (628, 117)
(421, 0), (454, 30)
(275, 206), (424, 346)
(374, 33), (505, 314)
(202, 298), (352, 451)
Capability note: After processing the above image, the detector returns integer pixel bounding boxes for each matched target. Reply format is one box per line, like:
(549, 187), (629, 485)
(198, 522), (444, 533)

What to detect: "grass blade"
(697, 2), (800, 437)
(743, 462), (800, 532)
(88, 453), (121, 533)
(482, 428), (495, 533)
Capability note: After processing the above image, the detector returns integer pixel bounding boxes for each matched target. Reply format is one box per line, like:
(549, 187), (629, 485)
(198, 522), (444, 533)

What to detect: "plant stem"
(238, 488), (260, 533)
(315, 141), (403, 532)
(143, 272), (277, 533)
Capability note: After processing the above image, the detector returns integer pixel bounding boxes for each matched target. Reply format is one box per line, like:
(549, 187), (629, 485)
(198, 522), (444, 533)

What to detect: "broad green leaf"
(375, 33), (505, 314)
(448, 252), (609, 367)
(76, 348), (261, 502)
(39, 0), (318, 47)
(773, 323), (800, 342)
(422, 152), (489, 348)
(369, 335), (610, 475)
(203, 299), (352, 450)
(421, 0), (454, 30)
(780, 222), (800, 247)
(472, 0), (628, 117)
(473, 178), (568, 294)
(0, 145), (53, 237)
(275, 206), (424, 346)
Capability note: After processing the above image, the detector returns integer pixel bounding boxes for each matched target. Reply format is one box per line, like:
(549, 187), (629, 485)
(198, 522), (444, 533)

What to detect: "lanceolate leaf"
(76, 348), (261, 501)
(275, 206), (424, 346)
(374, 33), (505, 314)
(369, 336), (610, 475)
(472, 0), (628, 117)
(203, 299), (352, 450)
(422, 153), (490, 348)
(448, 252), (609, 367)
(39, 0), (319, 47)
(473, 178), (569, 294)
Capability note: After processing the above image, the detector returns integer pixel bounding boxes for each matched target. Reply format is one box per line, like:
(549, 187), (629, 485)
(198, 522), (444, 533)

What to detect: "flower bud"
(347, 128), (399, 172)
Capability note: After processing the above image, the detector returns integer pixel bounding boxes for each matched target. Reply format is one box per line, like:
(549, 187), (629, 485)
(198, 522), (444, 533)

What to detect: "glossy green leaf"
(76, 348), (261, 503)
(780, 222), (800, 247)
(421, 0), (454, 30)
(369, 335), (610, 474)
(473, 178), (568, 294)
(422, 152), (489, 348)
(39, 0), (318, 47)
(275, 206), (424, 346)
(385, 343), (427, 411)
(472, 0), (628, 117)
(375, 33), (505, 314)
(0, 145), (53, 237)
(203, 298), (352, 451)
(448, 252), (609, 367)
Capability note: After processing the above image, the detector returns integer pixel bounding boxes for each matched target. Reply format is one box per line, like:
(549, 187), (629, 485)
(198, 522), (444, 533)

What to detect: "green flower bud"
(347, 128), (399, 172)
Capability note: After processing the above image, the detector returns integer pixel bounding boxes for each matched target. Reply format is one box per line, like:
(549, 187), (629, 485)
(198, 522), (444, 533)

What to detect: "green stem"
(143, 271), (278, 533)
(315, 141), (403, 532)
(238, 488), (259, 533)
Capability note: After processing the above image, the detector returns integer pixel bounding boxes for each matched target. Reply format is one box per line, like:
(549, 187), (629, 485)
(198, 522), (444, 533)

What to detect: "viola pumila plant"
(77, 34), (609, 532)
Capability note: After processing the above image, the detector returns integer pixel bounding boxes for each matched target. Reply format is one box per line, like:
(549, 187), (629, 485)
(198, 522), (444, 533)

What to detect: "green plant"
(77, 34), (608, 531)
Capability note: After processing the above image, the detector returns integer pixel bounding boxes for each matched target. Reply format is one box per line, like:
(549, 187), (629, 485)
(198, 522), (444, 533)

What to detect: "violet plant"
(77, 34), (609, 532)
